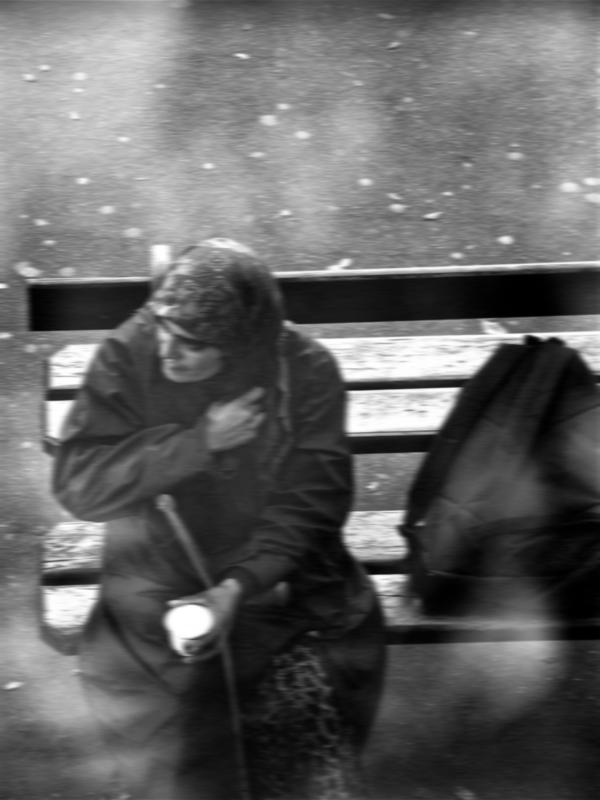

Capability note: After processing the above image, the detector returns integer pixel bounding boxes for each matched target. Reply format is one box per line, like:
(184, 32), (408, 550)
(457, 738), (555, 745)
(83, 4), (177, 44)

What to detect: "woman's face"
(156, 319), (224, 383)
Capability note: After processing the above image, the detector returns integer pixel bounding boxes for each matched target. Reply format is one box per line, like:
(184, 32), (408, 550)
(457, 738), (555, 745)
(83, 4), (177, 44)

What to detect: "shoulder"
(282, 324), (344, 387)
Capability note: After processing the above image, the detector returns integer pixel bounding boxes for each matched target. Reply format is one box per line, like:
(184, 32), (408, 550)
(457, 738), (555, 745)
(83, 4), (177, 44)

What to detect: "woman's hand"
(205, 387), (265, 452)
(165, 578), (243, 663)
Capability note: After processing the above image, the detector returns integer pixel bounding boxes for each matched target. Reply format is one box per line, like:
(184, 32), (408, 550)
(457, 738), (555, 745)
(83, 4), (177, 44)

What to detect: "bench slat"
(42, 512), (408, 582)
(27, 262), (600, 330)
(40, 575), (600, 657)
(47, 331), (600, 392)
(44, 389), (457, 453)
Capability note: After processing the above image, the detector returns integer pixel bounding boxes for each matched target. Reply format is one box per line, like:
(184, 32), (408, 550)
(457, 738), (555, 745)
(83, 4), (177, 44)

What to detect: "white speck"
(22, 73), (37, 82)
(277, 209), (293, 217)
(134, 177), (149, 181)
(249, 151), (265, 158)
(387, 192), (402, 200)
(72, 72), (87, 81)
(3, 682), (24, 691)
(387, 41), (401, 49)
(0, 332), (13, 340)
(276, 103), (291, 110)
(466, 244), (477, 250)
(75, 177), (90, 185)
(72, 87), (85, 93)
(583, 177), (600, 186)
(559, 181), (580, 193)
(99, 205), (116, 215)
(352, 80), (364, 87)
(461, 184), (472, 190)
(326, 258), (353, 270)
(451, 252), (465, 259)
(531, 183), (542, 189)
(154, 83), (167, 89)
(14, 261), (41, 278)
(454, 786), (476, 800)
(42, 239), (56, 246)
(507, 151), (525, 160)
(462, 160), (474, 169)
(294, 130), (312, 140)
(59, 267), (76, 277)
(20, 440), (34, 448)
(562, 251), (572, 256)
(497, 235), (515, 245)
(389, 203), (407, 213)
(423, 211), (443, 220)
(38, 64), (51, 71)
(377, 13), (395, 19)
(260, 114), (278, 126)
(402, 97), (414, 103)
(584, 193), (600, 204)
(19, 214), (29, 219)
(69, 111), (81, 120)
(117, 136), (131, 143)
(366, 481), (380, 491)
(358, 178), (373, 187)
(463, 30), (478, 36)
(442, 191), (455, 196)
(33, 219), (49, 226)
(202, 162), (216, 170)
(0, 283), (8, 289)
(123, 227), (143, 238)
(233, 52), (251, 59)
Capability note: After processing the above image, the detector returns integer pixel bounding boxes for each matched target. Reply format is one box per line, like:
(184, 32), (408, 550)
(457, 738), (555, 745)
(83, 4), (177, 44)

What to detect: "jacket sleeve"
(224, 346), (354, 594)
(52, 337), (213, 521)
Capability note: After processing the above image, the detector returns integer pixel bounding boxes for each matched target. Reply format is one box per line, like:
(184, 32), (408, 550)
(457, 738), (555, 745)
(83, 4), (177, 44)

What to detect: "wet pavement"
(1, 1), (599, 798)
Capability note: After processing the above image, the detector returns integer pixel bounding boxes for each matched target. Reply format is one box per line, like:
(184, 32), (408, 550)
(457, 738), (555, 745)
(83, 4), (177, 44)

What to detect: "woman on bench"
(51, 238), (385, 800)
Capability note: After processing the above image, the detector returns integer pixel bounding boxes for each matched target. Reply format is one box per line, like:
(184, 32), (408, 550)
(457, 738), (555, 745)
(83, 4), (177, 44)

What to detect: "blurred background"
(1, 1), (599, 798)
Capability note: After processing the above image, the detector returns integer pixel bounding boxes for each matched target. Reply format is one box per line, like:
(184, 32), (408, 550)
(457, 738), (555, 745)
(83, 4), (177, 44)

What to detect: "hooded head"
(148, 238), (284, 386)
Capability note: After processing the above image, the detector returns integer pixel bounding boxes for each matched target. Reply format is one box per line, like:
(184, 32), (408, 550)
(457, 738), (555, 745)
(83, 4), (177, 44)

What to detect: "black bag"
(401, 336), (600, 618)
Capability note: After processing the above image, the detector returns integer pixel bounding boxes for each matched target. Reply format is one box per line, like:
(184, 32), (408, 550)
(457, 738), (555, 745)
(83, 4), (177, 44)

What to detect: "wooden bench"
(25, 255), (600, 655)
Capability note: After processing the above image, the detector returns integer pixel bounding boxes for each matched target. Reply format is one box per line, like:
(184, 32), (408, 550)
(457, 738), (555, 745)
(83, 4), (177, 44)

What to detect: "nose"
(159, 332), (180, 360)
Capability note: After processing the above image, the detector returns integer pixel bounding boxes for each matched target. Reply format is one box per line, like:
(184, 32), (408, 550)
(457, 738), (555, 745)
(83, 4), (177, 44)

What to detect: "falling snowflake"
(277, 209), (293, 217)
(377, 13), (396, 19)
(22, 73), (37, 82)
(442, 191), (455, 196)
(276, 103), (291, 111)
(72, 72), (88, 81)
(559, 181), (580, 193)
(249, 151), (265, 158)
(450, 252), (465, 259)
(584, 193), (600, 204)
(75, 177), (90, 185)
(38, 64), (51, 71)
(583, 177), (600, 186)
(259, 115), (278, 126)
(13, 262), (41, 278)
(68, 111), (81, 120)
(33, 219), (49, 226)
(42, 239), (56, 246)
(0, 283), (7, 290)
(233, 52), (251, 60)
(497, 235), (514, 245)
(480, 319), (507, 334)
(0, 332), (13, 340)
(117, 136), (131, 143)
(123, 228), (143, 238)
(389, 204), (407, 213)
(3, 681), (24, 691)
(294, 130), (312, 140)
(358, 178), (373, 187)
(387, 41), (401, 49)
(507, 152), (525, 161)
(59, 267), (76, 277)
(202, 163), (216, 170)
(423, 211), (443, 220)
(326, 258), (353, 270)
(99, 206), (116, 215)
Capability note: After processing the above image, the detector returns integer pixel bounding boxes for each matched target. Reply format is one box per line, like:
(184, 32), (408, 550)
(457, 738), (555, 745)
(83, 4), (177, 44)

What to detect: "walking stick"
(155, 494), (253, 800)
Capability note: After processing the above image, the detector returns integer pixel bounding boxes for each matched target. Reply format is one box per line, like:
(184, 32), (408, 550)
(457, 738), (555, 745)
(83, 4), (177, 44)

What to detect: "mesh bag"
(244, 641), (366, 800)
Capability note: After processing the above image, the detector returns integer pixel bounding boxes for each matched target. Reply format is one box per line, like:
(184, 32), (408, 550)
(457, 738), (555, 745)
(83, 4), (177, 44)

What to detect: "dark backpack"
(401, 336), (600, 619)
